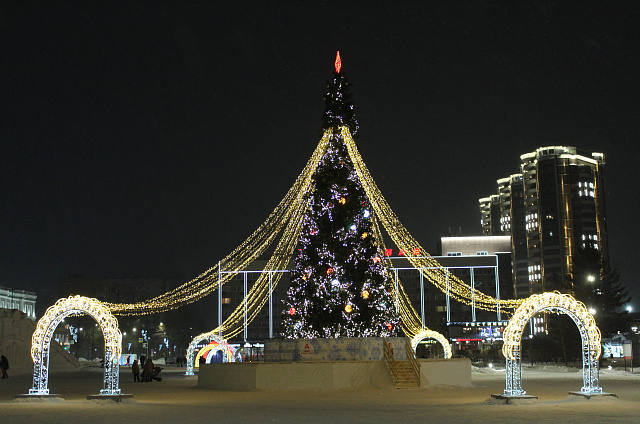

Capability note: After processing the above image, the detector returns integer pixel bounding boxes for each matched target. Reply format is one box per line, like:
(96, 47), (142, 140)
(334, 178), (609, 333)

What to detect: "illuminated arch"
(501, 292), (602, 396)
(411, 329), (452, 359)
(195, 340), (237, 365)
(29, 296), (122, 396)
(185, 332), (234, 376)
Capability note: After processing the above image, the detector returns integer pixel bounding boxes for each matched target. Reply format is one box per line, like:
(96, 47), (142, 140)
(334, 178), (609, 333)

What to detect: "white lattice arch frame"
(411, 329), (452, 359)
(184, 332), (234, 376)
(29, 296), (122, 395)
(501, 292), (602, 396)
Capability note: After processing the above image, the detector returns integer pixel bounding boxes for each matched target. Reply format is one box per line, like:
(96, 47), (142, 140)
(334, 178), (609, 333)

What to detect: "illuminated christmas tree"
(281, 52), (400, 338)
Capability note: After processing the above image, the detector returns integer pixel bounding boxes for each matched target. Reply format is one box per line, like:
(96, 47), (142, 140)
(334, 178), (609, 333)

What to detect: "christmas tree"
(281, 52), (400, 338)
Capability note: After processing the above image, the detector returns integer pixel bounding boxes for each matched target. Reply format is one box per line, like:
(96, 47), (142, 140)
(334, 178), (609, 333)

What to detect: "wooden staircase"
(394, 360), (420, 388)
(383, 337), (421, 389)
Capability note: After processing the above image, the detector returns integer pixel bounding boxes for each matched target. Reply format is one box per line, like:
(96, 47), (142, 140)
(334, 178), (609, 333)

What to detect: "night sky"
(2, 3), (640, 307)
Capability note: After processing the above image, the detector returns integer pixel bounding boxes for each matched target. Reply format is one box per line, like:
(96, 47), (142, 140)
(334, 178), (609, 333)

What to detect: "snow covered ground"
(0, 364), (638, 423)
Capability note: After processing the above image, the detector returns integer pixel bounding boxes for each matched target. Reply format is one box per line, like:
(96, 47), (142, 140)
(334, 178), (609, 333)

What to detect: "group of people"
(131, 355), (159, 382)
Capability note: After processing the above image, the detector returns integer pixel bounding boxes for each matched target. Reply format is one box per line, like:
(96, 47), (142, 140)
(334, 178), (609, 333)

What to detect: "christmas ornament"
(345, 304), (353, 313)
(362, 290), (370, 299)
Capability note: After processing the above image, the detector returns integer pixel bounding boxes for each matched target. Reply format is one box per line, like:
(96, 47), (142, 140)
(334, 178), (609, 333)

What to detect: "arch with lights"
(28, 295), (122, 396)
(501, 292), (602, 396)
(410, 329), (452, 359)
(185, 333), (235, 376)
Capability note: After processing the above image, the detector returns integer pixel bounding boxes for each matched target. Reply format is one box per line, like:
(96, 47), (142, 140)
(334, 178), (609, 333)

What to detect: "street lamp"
(587, 275), (596, 283)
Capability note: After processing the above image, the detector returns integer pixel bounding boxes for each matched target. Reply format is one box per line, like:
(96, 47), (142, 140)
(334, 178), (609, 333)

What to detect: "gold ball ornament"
(345, 304), (353, 313)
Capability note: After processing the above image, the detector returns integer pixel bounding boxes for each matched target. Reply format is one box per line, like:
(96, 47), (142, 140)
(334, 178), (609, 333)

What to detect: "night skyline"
(2, 3), (639, 307)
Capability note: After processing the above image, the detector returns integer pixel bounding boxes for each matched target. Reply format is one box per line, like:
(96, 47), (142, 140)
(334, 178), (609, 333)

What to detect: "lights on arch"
(410, 329), (452, 359)
(30, 295), (122, 396)
(502, 292), (601, 361)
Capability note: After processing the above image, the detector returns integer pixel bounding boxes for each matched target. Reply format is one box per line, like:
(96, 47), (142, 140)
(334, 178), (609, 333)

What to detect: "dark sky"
(2, 2), (640, 306)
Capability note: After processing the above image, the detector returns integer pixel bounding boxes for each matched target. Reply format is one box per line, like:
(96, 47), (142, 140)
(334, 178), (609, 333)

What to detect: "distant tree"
(569, 247), (632, 338)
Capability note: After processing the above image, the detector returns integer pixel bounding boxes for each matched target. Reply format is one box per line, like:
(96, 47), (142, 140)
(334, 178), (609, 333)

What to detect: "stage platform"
(197, 358), (471, 391)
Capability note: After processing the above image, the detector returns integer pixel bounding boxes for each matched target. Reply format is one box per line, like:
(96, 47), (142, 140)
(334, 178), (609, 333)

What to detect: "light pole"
(587, 275), (597, 315)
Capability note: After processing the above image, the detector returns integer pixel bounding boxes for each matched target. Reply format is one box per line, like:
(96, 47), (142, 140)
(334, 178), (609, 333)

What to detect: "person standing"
(132, 359), (140, 382)
(1, 355), (9, 379)
(143, 358), (154, 382)
(140, 355), (146, 381)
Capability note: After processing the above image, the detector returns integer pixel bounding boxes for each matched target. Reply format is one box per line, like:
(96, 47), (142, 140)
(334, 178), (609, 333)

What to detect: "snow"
(0, 364), (638, 423)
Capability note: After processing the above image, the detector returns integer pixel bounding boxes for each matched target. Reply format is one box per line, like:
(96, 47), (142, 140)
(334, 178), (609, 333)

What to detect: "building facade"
(219, 238), (513, 359)
(0, 285), (37, 320)
(479, 146), (607, 298)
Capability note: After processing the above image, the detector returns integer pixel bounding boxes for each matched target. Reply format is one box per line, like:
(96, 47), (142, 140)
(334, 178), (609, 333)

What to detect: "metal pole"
(269, 271), (273, 339)
(244, 271), (248, 342)
(470, 267), (476, 322)
(218, 261), (222, 339)
(420, 269), (425, 329)
(446, 271), (451, 324)
(394, 269), (399, 313)
(495, 255), (501, 321)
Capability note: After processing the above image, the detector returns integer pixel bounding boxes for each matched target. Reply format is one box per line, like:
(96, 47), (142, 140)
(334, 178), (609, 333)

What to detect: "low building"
(0, 285), (37, 320)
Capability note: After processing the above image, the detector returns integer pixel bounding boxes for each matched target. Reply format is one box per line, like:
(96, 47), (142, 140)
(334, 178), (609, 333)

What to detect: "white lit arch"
(185, 332), (234, 376)
(29, 296), (122, 395)
(410, 329), (452, 359)
(501, 292), (602, 396)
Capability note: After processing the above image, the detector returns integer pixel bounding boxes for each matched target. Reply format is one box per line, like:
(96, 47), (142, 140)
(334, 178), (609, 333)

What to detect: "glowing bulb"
(363, 209), (370, 218)
(339, 197), (346, 205)
(362, 290), (370, 299)
(345, 304), (352, 313)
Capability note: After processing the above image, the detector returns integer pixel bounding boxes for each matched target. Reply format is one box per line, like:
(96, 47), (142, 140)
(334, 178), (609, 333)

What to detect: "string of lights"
(342, 127), (524, 312)
(105, 133), (330, 316)
(103, 126), (522, 346)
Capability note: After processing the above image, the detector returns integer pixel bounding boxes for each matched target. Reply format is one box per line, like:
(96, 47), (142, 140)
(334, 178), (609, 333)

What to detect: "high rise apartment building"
(479, 146), (607, 298)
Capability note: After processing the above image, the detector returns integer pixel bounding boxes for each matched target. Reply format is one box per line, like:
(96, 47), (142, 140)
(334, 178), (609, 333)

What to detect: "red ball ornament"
(386, 323), (393, 331)
(289, 308), (296, 315)
(326, 267), (333, 275)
